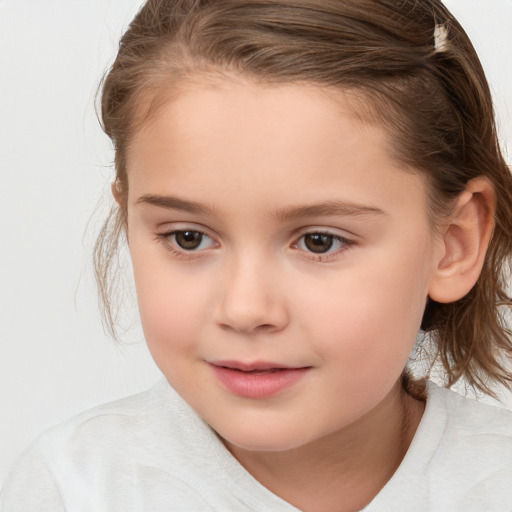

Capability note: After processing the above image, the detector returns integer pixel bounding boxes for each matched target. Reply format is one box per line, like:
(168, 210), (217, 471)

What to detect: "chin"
(214, 420), (318, 453)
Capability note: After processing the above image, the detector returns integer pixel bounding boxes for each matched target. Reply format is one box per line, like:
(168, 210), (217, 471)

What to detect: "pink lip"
(209, 361), (310, 399)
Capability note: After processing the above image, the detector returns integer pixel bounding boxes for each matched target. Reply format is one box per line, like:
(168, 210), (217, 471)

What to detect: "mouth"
(208, 361), (311, 399)
(211, 360), (301, 371)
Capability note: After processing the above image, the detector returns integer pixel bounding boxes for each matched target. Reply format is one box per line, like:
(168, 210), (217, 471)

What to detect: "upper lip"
(209, 360), (304, 371)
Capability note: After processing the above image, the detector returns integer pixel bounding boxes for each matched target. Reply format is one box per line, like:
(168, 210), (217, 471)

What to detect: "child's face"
(126, 79), (441, 451)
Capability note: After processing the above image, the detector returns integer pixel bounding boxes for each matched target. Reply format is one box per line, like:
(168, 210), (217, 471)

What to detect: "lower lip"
(210, 365), (310, 399)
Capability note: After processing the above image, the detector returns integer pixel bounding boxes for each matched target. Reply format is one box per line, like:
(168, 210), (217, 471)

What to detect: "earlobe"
(428, 177), (496, 304)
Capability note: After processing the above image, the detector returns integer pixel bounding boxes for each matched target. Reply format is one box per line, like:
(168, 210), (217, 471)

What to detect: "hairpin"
(434, 24), (448, 53)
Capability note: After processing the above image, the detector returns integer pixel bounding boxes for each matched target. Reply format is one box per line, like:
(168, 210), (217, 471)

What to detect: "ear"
(428, 177), (496, 303)
(110, 181), (120, 204)
(111, 181), (122, 205)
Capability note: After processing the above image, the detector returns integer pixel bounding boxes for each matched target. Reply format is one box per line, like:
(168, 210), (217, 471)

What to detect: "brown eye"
(174, 231), (204, 250)
(303, 233), (335, 253)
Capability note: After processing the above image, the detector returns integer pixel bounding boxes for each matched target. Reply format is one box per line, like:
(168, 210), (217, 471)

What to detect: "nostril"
(257, 324), (276, 332)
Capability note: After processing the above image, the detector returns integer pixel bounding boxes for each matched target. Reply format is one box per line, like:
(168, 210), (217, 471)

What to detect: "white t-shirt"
(1, 379), (512, 511)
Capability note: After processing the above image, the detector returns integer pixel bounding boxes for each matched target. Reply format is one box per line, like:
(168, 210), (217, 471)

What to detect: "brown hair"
(96, 0), (512, 396)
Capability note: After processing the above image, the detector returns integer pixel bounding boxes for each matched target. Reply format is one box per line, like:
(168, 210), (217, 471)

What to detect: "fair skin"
(120, 78), (494, 512)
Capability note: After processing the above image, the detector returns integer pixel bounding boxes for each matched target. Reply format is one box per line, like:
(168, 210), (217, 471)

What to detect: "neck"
(225, 380), (425, 512)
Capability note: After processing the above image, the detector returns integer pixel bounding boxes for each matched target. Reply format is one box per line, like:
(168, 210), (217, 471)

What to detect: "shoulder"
(427, 381), (512, 445)
(409, 382), (512, 510)
(427, 382), (512, 477)
(369, 381), (512, 512)
(1, 379), (217, 511)
(27, 379), (178, 460)
(0, 439), (66, 512)
(32, 378), (218, 470)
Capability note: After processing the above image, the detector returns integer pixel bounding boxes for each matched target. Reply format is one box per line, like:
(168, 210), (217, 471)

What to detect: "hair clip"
(434, 24), (449, 53)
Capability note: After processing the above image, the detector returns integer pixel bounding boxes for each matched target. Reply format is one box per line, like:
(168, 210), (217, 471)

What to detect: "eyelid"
(293, 226), (356, 243)
(156, 220), (213, 234)
(155, 223), (219, 257)
(291, 227), (356, 261)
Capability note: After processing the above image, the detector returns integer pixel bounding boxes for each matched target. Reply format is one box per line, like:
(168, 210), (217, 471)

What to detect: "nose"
(214, 255), (290, 334)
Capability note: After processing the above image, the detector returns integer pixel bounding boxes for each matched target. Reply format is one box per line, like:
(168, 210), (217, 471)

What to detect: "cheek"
(129, 244), (210, 358)
(296, 241), (433, 380)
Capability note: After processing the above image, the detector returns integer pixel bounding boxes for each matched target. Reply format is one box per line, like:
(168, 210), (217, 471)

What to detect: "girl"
(2, 0), (512, 510)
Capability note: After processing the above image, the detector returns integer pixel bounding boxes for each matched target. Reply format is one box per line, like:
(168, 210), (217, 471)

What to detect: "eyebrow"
(136, 194), (384, 219)
(273, 200), (385, 221)
(136, 194), (216, 215)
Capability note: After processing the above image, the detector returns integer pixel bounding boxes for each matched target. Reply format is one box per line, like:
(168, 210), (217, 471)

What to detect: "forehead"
(129, 76), (384, 158)
(126, 79), (428, 222)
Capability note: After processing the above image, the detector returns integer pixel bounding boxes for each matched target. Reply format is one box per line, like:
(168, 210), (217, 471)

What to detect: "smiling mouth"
(209, 361), (311, 398)
(219, 367), (291, 376)
(233, 368), (287, 374)
(210, 360), (304, 371)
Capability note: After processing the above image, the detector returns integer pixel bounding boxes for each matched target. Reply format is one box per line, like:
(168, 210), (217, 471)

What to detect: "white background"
(1, 0), (511, 486)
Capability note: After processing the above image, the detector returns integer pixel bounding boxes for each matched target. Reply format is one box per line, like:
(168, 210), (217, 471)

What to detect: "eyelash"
(292, 231), (355, 262)
(155, 229), (355, 262)
(155, 230), (216, 259)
